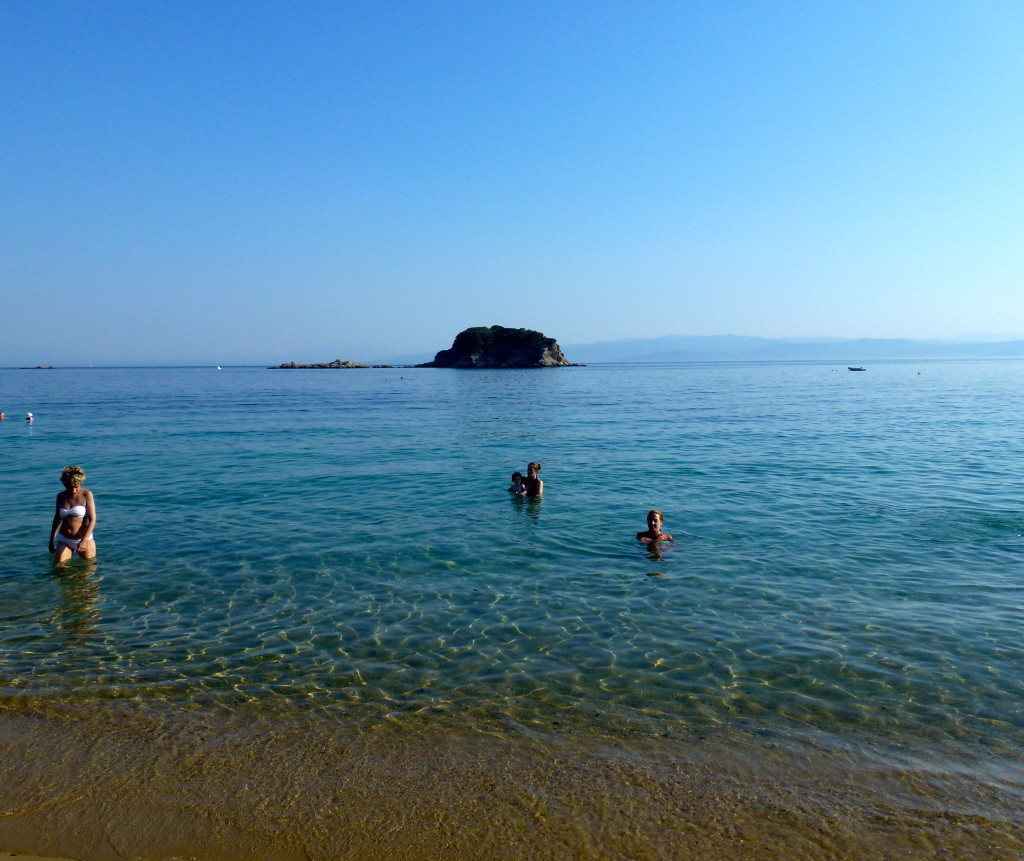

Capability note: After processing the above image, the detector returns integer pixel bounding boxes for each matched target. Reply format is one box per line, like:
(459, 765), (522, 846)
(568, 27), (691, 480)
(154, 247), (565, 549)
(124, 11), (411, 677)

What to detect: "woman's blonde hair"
(61, 465), (86, 488)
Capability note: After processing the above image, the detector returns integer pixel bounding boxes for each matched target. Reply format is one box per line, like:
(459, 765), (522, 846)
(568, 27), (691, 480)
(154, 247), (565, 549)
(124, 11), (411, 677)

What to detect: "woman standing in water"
(636, 510), (673, 543)
(49, 466), (97, 563)
(523, 461), (543, 497)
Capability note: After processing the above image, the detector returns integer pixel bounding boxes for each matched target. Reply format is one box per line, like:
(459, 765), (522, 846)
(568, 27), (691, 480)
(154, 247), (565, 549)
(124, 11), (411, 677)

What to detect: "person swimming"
(636, 509), (673, 543)
(523, 462), (543, 497)
(508, 472), (527, 495)
(49, 465), (97, 563)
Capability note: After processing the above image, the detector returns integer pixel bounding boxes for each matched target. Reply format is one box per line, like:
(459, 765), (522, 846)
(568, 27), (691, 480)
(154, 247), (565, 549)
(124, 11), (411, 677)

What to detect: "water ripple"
(2, 362), (1024, 770)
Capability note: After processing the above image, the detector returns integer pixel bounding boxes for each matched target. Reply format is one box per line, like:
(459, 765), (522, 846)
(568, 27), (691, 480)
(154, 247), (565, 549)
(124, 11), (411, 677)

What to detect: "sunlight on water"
(3, 361), (1024, 775)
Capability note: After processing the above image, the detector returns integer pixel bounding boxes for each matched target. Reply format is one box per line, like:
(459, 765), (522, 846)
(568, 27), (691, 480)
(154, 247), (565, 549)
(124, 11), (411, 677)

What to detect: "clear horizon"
(4, 3), (1022, 366)
(7, 330), (1024, 369)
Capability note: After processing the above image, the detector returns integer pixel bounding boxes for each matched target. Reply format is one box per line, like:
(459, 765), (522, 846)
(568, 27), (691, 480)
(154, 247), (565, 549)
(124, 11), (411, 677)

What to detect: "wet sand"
(0, 705), (1021, 861)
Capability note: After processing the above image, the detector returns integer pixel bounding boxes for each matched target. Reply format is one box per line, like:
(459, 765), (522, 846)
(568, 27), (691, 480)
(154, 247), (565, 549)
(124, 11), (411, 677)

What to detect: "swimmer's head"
(511, 472), (523, 482)
(61, 465), (85, 488)
(527, 462), (541, 474)
(647, 509), (663, 529)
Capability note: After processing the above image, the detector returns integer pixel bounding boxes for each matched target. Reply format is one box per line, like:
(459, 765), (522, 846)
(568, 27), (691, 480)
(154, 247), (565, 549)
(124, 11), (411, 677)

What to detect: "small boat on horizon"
(848, 366), (866, 371)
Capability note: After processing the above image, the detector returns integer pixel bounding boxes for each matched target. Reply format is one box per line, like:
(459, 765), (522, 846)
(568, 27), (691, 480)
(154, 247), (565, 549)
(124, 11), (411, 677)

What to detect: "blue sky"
(3, 1), (1022, 364)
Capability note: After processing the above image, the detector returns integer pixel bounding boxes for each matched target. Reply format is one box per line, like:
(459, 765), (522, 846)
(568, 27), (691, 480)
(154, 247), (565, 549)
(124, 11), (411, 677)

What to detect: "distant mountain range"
(562, 335), (1024, 363)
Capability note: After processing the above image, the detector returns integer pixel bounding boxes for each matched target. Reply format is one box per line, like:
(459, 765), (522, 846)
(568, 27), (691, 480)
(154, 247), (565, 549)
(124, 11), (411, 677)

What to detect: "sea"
(1, 360), (1022, 860)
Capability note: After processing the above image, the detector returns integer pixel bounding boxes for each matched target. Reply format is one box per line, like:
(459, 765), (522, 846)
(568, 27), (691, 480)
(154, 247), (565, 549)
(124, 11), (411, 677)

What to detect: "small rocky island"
(269, 359), (369, 369)
(417, 326), (579, 369)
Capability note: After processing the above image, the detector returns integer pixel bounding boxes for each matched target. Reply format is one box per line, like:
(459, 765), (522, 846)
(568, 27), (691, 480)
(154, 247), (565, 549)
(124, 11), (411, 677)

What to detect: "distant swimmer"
(49, 466), (97, 563)
(508, 471), (527, 495)
(523, 462), (543, 497)
(0, 411), (5, 420)
(637, 509), (673, 543)
(26, 412), (33, 423)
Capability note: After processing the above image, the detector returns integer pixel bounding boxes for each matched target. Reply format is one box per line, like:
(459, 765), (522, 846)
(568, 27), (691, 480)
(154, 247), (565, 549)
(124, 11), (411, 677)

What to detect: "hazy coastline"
(10, 334), (1024, 370)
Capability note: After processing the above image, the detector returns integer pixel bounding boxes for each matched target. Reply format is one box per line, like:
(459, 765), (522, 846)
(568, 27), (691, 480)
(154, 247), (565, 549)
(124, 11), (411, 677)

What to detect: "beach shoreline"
(1, 704), (1021, 861)
(4, 362), (1024, 859)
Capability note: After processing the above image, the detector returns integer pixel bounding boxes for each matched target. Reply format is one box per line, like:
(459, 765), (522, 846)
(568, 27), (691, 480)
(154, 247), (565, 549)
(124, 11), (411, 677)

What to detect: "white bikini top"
(60, 505), (87, 519)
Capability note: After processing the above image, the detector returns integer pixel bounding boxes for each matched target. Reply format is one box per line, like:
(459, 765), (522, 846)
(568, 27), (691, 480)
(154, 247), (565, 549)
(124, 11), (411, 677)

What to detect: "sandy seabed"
(0, 704), (1021, 861)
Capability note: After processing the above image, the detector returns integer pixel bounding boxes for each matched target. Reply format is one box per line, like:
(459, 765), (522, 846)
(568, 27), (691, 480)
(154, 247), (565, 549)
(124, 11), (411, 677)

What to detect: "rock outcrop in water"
(417, 326), (578, 369)
(270, 359), (369, 369)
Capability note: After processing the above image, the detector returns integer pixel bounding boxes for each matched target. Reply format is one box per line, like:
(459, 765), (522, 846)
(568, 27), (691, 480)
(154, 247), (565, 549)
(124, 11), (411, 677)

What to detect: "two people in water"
(505, 465), (672, 545)
(49, 465), (97, 563)
(508, 461), (543, 497)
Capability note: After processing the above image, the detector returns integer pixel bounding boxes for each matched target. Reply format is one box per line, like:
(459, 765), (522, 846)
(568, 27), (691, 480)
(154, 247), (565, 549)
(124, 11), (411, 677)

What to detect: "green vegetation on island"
(418, 325), (578, 368)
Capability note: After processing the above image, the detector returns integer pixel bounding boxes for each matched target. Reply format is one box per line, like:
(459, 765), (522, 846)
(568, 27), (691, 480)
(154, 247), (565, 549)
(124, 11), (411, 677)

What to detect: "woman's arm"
(49, 498), (61, 552)
(82, 490), (97, 541)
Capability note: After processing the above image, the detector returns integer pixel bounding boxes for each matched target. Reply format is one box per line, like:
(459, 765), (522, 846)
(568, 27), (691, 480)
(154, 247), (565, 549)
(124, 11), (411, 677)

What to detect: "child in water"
(637, 509), (673, 543)
(508, 472), (527, 495)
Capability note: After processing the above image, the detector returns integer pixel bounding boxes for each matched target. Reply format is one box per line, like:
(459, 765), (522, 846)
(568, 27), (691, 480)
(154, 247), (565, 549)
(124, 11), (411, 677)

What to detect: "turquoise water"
(2, 361), (1024, 778)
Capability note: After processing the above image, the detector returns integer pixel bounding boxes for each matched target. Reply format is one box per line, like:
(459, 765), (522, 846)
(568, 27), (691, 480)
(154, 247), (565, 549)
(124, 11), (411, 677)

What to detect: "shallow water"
(2, 361), (1023, 857)
(2, 705), (1022, 861)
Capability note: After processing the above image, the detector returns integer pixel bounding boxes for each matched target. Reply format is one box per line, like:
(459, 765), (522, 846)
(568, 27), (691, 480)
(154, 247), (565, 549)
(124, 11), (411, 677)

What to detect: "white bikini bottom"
(56, 533), (94, 550)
